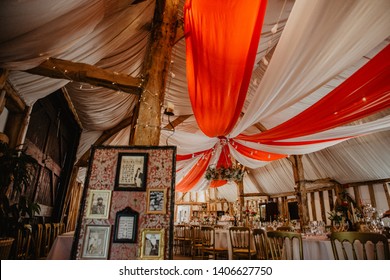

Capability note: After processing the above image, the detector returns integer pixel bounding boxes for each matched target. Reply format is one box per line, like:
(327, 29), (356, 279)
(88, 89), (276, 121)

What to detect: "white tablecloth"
(46, 231), (74, 260)
(302, 235), (334, 260)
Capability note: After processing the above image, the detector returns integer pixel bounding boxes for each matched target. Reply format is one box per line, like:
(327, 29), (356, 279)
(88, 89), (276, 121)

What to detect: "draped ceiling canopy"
(1, 0), (389, 201)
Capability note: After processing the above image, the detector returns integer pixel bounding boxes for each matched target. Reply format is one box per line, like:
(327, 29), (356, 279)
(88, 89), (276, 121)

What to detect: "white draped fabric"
(231, 0), (390, 136)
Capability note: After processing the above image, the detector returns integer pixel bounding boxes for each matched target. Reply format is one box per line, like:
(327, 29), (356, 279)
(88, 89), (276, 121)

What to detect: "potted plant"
(0, 140), (40, 239)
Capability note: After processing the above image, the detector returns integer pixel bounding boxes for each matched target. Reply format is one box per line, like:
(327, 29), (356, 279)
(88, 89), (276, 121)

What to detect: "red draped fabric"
(230, 140), (286, 161)
(184, 0), (267, 137)
(176, 150), (209, 161)
(237, 44), (390, 144)
(175, 150), (212, 192)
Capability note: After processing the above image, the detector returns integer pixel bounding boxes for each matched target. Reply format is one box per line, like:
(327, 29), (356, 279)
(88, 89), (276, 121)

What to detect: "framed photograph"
(140, 228), (165, 260)
(81, 225), (111, 259)
(86, 190), (112, 219)
(115, 153), (148, 191)
(113, 207), (139, 243)
(146, 188), (167, 214)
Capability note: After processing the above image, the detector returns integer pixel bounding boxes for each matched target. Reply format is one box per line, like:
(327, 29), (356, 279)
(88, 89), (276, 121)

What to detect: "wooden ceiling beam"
(163, 114), (192, 130)
(26, 58), (144, 95)
(254, 122), (267, 132)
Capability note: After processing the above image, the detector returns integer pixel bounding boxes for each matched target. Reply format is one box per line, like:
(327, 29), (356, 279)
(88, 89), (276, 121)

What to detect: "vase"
(331, 219), (348, 232)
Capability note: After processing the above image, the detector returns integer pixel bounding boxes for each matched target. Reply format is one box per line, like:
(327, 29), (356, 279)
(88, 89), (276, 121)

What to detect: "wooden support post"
(237, 180), (245, 222)
(328, 189), (334, 213)
(310, 193), (317, 221)
(353, 186), (362, 208)
(290, 155), (309, 229)
(319, 191), (326, 222)
(132, 0), (180, 146)
(368, 184), (377, 208)
(383, 183), (390, 208)
(0, 69), (9, 114)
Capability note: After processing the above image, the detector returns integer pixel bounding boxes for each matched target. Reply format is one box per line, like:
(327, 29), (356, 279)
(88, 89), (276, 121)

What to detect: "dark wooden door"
(25, 90), (80, 222)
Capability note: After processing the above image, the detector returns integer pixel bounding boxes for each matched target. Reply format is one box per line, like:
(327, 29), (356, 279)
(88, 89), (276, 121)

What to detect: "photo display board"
(71, 146), (176, 260)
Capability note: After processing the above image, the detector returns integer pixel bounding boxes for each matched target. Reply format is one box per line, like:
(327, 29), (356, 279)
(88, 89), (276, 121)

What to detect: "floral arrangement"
(204, 165), (245, 181)
(328, 210), (344, 223)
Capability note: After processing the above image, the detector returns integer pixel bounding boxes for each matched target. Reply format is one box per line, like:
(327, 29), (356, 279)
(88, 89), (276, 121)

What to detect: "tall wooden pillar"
(131, 0), (180, 146)
(236, 180), (245, 222)
(290, 155), (309, 229)
(0, 69), (9, 114)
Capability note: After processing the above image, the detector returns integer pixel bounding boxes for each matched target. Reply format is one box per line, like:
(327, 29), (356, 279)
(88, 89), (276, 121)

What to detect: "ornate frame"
(139, 228), (165, 260)
(146, 188), (167, 214)
(113, 207), (139, 243)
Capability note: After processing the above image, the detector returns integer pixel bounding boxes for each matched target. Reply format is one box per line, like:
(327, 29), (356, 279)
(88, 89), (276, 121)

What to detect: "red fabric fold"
(237, 44), (390, 144)
(184, 0), (267, 137)
(230, 140), (286, 161)
(209, 180), (228, 188)
(175, 150), (212, 192)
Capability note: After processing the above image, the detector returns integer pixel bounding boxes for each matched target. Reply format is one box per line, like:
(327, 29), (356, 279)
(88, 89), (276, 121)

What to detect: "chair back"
(52, 223), (61, 246)
(266, 230), (303, 260)
(15, 224), (33, 259)
(59, 222), (66, 235)
(252, 228), (269, 260)
(229, 226), (255, 259)
(200, 226), (215, 249)
(330, 231), (390, 260)
(42, 223), (52, 257)
(0, 238), (15, 260)
(276, 226), (295, 232)
(32, 223), (43, 259)
(174, 225), (186, 239)
(192, 225), (202, 245)
(191, 225), (202, 259)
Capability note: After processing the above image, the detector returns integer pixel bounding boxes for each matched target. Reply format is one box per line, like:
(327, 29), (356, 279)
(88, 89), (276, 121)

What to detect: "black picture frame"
(113, 207), (139, 243)
(114, 152), (148, 191)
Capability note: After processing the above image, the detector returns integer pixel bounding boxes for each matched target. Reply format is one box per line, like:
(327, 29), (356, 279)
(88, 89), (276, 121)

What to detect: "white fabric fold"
(231, 0), (390, 137)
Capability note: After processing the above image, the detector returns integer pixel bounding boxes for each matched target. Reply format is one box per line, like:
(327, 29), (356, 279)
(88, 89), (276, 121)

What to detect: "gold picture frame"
(140, 228), (165, 260)
(146, 188), (167, 214)
(85, 189), (112, 219)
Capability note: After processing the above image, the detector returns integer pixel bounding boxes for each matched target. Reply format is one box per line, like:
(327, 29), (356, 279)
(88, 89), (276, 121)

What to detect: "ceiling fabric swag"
(184, 0), (267, 137)
(237, 44), (390, 144)
(175, 150), (213, 192)
(231, 0), (390, 137)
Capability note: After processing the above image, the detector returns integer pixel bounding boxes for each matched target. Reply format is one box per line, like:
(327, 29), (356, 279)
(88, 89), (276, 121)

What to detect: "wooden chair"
(51, 223), (61, 247)
(252, 228), (269, 260)
(42, 223), (52, 257)
(191, 225), (203, 259)
(200, 226), (228, 260)
(266, 230), (304, 260)
(173, 225), (192, 256)
(213, 224), (224, 229)
(0, 238), (15, 260)
(59, 222), (66, 235)
(15, 224), (33, 259)
(330, 231), (390, 260)
(229, 226), (257, 260)
(32, 223), (43, 259)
